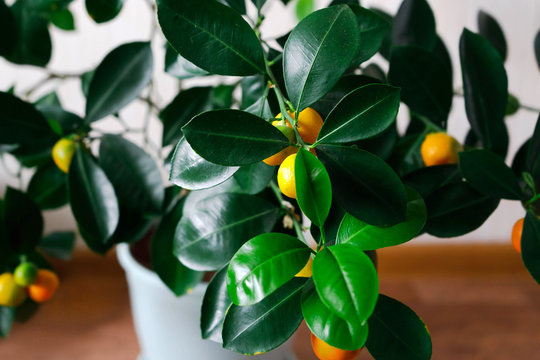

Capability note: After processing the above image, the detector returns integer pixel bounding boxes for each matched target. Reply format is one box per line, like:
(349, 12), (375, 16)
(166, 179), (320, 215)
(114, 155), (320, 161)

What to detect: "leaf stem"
(525, 193), (540, 208)
(414, 113), (445, 133)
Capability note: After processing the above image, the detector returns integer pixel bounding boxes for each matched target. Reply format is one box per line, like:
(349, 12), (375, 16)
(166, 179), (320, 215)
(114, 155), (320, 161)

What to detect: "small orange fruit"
(512, 218), (524, 253)
(311, 333), (362, 360)
(277, 153), (297, 199)
(0, 273), (26, 307)
(263, 121), (298, 166)
(52, 137), (77, 173)
(277, 107), (323, 144)
(27, 269), (59, 303)
(420, 132), (462, 167)
(295, 257), (313, 277)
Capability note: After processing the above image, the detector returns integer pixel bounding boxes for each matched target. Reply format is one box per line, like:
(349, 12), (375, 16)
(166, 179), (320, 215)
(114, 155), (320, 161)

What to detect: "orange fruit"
(277, 107), (323, 144)
(27, 269), (59, 303)
(311, 333), (362, 360)
(295, 257), (313, 277)
(0, 273), (26, 307)
(277, 153), (297, 199)
(512, 218), (524, 253)
(52, 137), (77, 173)
(420, 132), (462, 167)
(263, 121), (298, 166)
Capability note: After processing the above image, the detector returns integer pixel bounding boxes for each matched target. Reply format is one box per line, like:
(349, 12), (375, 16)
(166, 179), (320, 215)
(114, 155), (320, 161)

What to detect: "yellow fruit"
(277, 153), (297, 199)
(263, 121), (298, 166)
(52, 137), (77, 173)
(278, 107), (323, 144)
(311, 333), (362, 360)
(0, 273), (27, 307)
(295, 257), (313, 277)
(420, 132), (462, 167)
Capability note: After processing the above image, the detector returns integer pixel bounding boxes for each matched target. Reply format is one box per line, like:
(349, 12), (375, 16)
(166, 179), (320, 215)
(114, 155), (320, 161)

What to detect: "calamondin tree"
(0, 0), (539, 359)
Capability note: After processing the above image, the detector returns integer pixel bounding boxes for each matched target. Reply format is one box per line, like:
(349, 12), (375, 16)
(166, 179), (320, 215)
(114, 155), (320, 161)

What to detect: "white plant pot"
(117, 244), (297, 360)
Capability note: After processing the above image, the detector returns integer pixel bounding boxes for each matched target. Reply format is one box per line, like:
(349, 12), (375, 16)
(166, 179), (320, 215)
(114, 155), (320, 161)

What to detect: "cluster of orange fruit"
(0, 262), (59, 307)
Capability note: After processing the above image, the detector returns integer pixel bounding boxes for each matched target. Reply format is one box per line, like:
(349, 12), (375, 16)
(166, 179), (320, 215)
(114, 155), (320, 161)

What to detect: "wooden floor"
(1, 244), (539, 360)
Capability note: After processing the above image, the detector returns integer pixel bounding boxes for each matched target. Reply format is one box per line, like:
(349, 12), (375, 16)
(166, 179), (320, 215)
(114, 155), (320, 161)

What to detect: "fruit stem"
(414, 113), (444, 133)
(269, 181), (309, 246)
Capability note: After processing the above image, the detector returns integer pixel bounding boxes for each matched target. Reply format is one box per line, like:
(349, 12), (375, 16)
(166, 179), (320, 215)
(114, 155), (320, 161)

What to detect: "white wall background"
(0, 0), (538, 243)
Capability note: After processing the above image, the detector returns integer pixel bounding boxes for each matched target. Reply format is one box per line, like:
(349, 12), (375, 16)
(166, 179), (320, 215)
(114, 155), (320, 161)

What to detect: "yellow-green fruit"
(277, 153), (297, 199)
(0, 273), (27, 307)
(52, 138), (77, 173)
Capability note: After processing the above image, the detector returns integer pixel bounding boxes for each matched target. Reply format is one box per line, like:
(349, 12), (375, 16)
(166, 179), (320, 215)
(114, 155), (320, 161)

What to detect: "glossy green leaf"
(313, 244), (378, 325)
(0, 0), (16, 57)
(80, 70), (95, 98)
(152, 198), (203, 296)
(27, 163), (68, 210)
(460, 29), (508, 157)
(232, 162), (274, 195)
(221, 0), (245, 13)
(174, 193), (279, 271)
(302, 279), (368, 350)
(0, 92), (54, 145)
(527, 114), (540, 178)
(349, 5), (390, 65)
(37, 105), (84, 136)
(68, 149), (119, 244)
(182, 110), (290, 166)
(337, 187), (426, 250)
(477, 10), (506, 61)
(459, 149), (522, 200)
(99, 134), (164, 214)
(295, 148), (332, 227)
(316, 84), (400, 144)
(403, 164), (461, 198)
(39, 231), (75, 260)
(389, 132), (425, 176)
(164, 44), (209, 79)
(157, 0), (264, 76)
(201, 266), (232, 343)
(318, 144), (407, 226)
(51, 8), (75, 30)
(251, 0), (267, 10)
(284, 5), (360, 111)
(389, 46), (453, 128)
(85, 42), (153, 124)
(3, 187), (43, 254)
(85, 0), (124, 23)
(366, 294), (432, 360)
(35, 91), (61, 107)
(108, 206), (153, 244)
(521, 212), (540, 285)
(0, 306), (14, 338)
(222, 278), (306, 354)
(170, 137), (239, 191)
(424, 182), (499, 237)
(160, 87), (213, 146)
(227, 233), (311, 306)
(296, 0), (314, 20)
(392, 0), (436, 50)
(310, 199), (345, 247)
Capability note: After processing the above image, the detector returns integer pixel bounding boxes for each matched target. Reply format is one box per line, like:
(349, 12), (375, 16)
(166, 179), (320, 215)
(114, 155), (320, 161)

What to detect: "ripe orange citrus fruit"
(0, 273), (27, 307)
(295, 257), (313, 277)
(27, 269), (59, 303)
(277, 107), (323, 144)
(311, 333), (362, 360)
(263, 120), (298, 166)
(512, 218), (524, 253)
(277, 153), (297, 199)
(420, 132), (462, 167)
(52, 137), (77, 173)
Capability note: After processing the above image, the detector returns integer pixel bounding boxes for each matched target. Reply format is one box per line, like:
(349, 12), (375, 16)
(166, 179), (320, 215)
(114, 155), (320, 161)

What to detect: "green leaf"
(152, 198), (203, 296)
(0, 0), (16, 58)
(85, 42), (153, 124)
(27, 163), (68, 210)
(221, 0), (246, 14)
(251, 0), (267, 10)
(336, 187), (426, 250)
(313, 244), (378, 325)
(157, 0), (264, 76)
(460, 29), (509, 157)
(232, 162), (274, 195)
(222, 277), (306, 354)
(477, 10), (506, 61)
(68, 149), (119, 244)
(85, 0), (124, 23)
(99, 134), (164, 214)
(302, 279), (368, 350)
(366, 294), (432, 360)
(318, 144), (407, 226)
(80, 70), (95, 98)
(39, 231), (75, 260)
(392, 0), (436, 50)
(0, 92), (54, 145)
(349, 5), (390, 65)
(170, 137), (239, 191)
(316, 84), (400, 144)
(402, 164), (461, 198)
(459, 149), (522, 200)
(0, 306), (14, 338)
(51, 8), (75, 30)
(174, 193), (279, 271)
(296, 0), (314, 20)
(521, 212), (540, 285)
(164, 44), (209, 79)
(160, 87), (213, 146)
(35, 91), (61, 107)
(284, 5), (360, 111)
(201, 266), (232, 343)
(295, 148), (332, 227)
(227, 233), (311, 306)
(389, 46), (453, 128)
(182, 110), (290, 166)
(37, 105), (85, 136)
(14, 298), (38, 324)
(424, 182), (499, 237)
(527, 114), (540, 178)
(108, 206), (153, 244)
(3, 187), (43, 254)
(535, 31), (540, 71)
